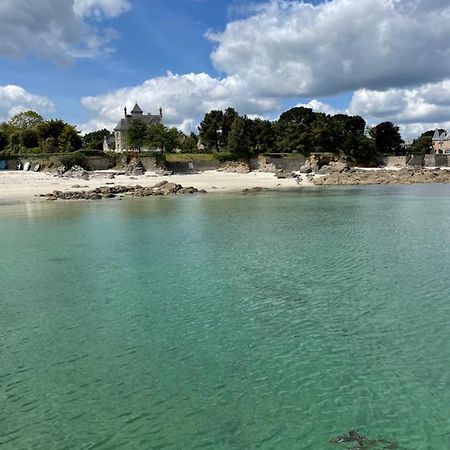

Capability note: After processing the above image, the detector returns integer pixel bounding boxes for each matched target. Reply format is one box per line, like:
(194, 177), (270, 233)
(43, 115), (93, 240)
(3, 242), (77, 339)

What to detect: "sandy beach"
(0, 170), (314, 203)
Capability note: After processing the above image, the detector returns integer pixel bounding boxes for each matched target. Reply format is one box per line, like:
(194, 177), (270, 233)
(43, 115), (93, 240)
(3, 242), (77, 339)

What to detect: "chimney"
(124, 106), (127, 118)
(159, 107), (163, 118)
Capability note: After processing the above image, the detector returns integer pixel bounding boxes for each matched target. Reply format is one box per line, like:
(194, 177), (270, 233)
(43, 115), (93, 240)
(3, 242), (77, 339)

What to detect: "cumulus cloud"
(0, 85), (55, 122)
(80, 72), (279, 133)
(0, 0), (130, 62)
(80, 0), (450, 137)
(73, 0), (131, 18)
(296, 100), (341, 116)
(348, 80), (450, 136)
(208, 0), (450, 97)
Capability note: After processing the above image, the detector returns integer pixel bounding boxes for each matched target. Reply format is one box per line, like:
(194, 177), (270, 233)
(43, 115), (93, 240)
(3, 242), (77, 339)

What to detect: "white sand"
(0, 170), (315, 203)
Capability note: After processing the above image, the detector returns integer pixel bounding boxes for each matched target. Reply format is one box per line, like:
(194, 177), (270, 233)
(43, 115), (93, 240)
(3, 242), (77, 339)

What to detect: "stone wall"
(85, 156), (116, 170)
(139, 156), (159, 171)
(383, 156), (409, 167)
(192, 160), (220, 171)
(2, 154), (115, 171)
(249, 155), (307, 172)
(424, 154), (450, 167)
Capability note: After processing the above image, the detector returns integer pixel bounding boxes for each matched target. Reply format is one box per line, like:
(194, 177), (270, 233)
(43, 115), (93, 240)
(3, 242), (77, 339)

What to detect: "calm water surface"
(1, 185), (450, 449)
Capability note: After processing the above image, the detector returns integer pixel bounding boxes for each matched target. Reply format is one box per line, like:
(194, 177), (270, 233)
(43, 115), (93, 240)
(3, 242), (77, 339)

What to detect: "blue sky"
(1, 0), (450, 137)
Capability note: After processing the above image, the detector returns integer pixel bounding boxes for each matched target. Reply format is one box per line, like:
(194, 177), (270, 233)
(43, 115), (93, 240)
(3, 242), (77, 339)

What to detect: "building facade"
(114, 103), (163, 152)
(432, 130), (450, 154)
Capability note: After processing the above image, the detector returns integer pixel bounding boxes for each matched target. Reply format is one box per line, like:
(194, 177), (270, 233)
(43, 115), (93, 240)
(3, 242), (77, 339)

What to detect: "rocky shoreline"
(42, 181), (207, 201)
(313, 167), (450, 186)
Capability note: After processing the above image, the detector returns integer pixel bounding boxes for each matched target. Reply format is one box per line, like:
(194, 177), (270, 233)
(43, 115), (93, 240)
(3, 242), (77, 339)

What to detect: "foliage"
(126, 119), (147, 151)
(275, 107), (317, 153)
(228, 116), (253, 155)
(164, 153), (216, 163)
(19, 129), (39, 149)
(198, 110), (224, 151)
(252, 119), (275, 153)
(0, 130), (8, 151)
(181, 132), (199, 153)
(58, 153), (88, 170)
(9, 132), (21, 154)
(214, 151), (247, 162)
(146, 124), (182, 153)
(8, 110), (44, 129)
(410, 133), (432, 155)
(369, 121), (404, 155)
(59, 125), (83, 152)
(82, 129), (112, 150)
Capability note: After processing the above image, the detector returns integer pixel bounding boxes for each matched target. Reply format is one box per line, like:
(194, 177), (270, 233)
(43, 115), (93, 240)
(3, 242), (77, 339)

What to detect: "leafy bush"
(58, 153), (88, 169)
(75, 149), (106, 157)
(214, 151), (248, 162)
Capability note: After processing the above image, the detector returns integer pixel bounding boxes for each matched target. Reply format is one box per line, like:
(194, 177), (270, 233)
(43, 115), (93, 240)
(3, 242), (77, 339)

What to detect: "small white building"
(114, 103), (163, 152)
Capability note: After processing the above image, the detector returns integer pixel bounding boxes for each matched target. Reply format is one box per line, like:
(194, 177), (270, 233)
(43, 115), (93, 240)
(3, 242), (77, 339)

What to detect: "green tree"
(275, 107), (316, 153)
(59, 125), (82, 152)
(410, 133), (432, 155)
(9, 132), (21, 154)
(164, 127), (181, 153)
(198, 110), (224, 151)
(146, 123), (166, 150)
(0, 130), (8, 151)
(221, 107), (239, 146)
(228, 116), (253, 154)
(252, 119), (275, 153)
(181, 132), (199, 153)
(19, 128), (39, 149)
(146, 124), (181, 153)
(370, 122), (404, 155)
(36, 119), (67, 151)
(126, 119), (147, 151)
(82, 129), (112, 150)
(8, 110), (44, 129)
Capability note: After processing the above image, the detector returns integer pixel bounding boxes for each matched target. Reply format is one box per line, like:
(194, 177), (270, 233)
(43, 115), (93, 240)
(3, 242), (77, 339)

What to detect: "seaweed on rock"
(329, 430), (398, 449)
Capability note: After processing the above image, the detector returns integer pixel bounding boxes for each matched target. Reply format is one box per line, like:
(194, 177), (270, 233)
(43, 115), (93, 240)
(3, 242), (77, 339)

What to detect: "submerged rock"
(330, 430), (398, 449)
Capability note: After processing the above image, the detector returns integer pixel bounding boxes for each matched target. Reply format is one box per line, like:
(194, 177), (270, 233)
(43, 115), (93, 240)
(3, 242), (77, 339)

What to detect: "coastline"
(1, 167), (450, 204)
(0, 170), (314, 204)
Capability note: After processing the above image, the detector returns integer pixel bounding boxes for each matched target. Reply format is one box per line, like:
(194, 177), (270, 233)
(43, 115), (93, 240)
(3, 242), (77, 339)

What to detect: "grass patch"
(165, 153), (216, 163)
(214, 152), (248, 162)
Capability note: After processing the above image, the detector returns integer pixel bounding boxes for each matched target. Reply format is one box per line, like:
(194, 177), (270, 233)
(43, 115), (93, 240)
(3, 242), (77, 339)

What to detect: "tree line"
(197, 107), (430, 165)
(0, 111), (83, 155)
(0, 107), (436, 164)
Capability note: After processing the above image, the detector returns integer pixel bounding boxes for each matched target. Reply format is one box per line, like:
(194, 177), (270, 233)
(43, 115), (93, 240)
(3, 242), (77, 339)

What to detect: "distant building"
(114, 103), (163, 152)
(432, 130), (450, 154)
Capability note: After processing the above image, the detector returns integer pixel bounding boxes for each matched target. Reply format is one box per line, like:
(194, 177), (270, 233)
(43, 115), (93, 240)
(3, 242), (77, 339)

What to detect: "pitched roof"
(114, 114), (162, 131)
(432, 129), (441, 141)
(131, 103), (143, 114)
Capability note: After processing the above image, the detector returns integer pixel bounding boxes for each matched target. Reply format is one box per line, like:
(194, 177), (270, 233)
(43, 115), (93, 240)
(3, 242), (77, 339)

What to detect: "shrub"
(58, 153), (88, 169)
(214, 151), (248, 162)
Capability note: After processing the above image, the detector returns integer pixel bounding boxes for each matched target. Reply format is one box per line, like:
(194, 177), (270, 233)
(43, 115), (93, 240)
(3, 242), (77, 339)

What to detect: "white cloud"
(208, 0), (450, 97)
(348, 80), (450, 136)
(296, 100), (341, 116)
(0, 85), (55, 122)
(73, 0), (131, 18)
(80, 72), (280, 133)
(0, 0), (130, 62)
(80, 0), (450, 137)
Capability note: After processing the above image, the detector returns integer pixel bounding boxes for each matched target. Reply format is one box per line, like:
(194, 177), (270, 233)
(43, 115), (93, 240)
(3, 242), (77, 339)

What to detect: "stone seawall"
(383, 154), (450, 168)
(3, 155), (115, 171)
(249, 155), (306, 172)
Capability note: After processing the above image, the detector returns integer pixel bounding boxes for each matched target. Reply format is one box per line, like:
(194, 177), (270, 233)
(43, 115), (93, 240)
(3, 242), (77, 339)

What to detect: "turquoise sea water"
(1, 185), (450, 449)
